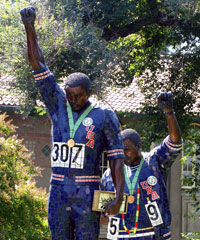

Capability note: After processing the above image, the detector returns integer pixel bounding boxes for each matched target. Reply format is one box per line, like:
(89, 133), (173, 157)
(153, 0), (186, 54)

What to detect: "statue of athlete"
(101, 92), (182, 239)
(20, 6), (125, 240)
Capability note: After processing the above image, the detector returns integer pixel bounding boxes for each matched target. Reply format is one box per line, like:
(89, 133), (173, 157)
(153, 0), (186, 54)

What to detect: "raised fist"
(157, 91), (173, 110)
(20, 6), (36, 25)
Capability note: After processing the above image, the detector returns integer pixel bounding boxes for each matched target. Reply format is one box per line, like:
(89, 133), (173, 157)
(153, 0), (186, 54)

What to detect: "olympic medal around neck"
(128, 195), (135, 204)
(66, 101), (93, 148)
(67, 138), (75, 148)
(124, 158), (144, 204)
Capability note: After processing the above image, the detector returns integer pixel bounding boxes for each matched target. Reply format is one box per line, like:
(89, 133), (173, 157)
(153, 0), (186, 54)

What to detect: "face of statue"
(65, 86), (89, 112)
(123, 139), (142, 167)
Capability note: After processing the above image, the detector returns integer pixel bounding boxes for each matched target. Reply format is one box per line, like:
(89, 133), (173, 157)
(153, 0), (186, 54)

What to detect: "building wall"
(181, 193), (200, 234)
(168, 155), (182, 239)
(2, 109), (52, 192)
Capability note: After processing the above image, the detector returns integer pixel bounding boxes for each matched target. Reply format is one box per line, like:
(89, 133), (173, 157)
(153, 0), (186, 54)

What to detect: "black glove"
(20, 6), (36, 25)
(157, 91), (173, 110)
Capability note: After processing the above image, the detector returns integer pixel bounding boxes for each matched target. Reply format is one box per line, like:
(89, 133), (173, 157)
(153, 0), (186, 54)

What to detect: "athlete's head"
(64, 72), (91, 111)
(121, 129), (142, 167)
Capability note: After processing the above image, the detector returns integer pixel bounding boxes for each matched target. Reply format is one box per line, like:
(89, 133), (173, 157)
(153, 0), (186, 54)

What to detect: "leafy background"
(0, 0), (200, 238)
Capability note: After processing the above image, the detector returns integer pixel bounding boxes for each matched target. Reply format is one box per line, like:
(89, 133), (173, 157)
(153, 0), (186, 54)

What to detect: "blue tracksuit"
(33, 67), (125, 240)
(101, 136), (182, 240)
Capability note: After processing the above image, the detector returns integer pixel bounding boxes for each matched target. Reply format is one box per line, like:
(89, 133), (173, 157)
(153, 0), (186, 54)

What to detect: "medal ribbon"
(122, 158), (144, 235)
(124, 157), (144, 195)
(122, 185), (140, 235)
(67, 101), (93, 139)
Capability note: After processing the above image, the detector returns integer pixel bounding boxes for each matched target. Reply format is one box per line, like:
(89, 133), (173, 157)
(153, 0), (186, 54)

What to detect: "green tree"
(0, 112), (50, 239)
(44, 1), (200, 134)
(182, 232), (200, 240)
(1, 0), (200, 118)
(0, 0), (118, 116)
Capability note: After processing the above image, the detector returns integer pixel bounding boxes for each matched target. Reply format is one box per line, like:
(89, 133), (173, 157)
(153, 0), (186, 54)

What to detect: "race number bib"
(107, 217), (120, 240)
(145, 201), (163, 227)
(51, 142), (85, 169)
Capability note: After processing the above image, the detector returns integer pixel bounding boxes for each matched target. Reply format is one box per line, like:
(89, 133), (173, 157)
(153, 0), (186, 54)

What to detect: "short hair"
(64, 72), (91, 94)
(121, 129), (141, 147)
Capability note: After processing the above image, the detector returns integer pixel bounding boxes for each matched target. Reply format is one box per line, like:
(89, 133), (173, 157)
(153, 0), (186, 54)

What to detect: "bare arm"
(104, 158), (125, 216)
(164, 109), (181, 142)
(20, 7), (46, 70)
(157, 92), (181, 142)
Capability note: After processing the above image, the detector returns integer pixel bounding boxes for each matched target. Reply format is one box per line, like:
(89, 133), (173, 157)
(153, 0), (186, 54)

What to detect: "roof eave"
(0, 105), (20, 112)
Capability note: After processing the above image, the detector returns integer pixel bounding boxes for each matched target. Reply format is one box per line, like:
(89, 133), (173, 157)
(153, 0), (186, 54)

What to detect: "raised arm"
(20, 7), (46, 70)
(105, 158), (125, 216)
(157, 92), (181, 142)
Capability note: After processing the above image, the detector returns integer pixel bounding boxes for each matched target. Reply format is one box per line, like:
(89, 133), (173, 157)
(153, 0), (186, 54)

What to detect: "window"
(99, 142), (156, 178)
(100, 152), (109, 177)
(41, 145), (51, 157)
(24, 140), (36, 160)
(181, 123), (200, 189)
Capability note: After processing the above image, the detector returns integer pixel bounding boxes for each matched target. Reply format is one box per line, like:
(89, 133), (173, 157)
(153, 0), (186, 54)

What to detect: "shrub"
(0, 112), (50, 240)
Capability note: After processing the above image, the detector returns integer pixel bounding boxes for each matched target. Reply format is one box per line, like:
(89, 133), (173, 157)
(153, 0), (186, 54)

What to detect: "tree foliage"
(0, 112), (50, 239)
(181, 126), (200, 208)
(1, 0), (200, 118)
(44, 0), (200, 132)
(182, 232), (200, 240)
(0, 0), (119, 116)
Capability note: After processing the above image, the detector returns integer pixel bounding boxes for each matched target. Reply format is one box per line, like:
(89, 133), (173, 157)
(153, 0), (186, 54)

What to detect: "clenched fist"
(20, 6), (36, 25)
(157, 92), (173, 111)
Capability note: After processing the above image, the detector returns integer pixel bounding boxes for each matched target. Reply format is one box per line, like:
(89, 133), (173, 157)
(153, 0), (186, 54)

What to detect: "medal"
(122, 186), (142, 235)
(67, 101), (93, 145)
(124, 158), (144, 205)
(128, 195), (135, 204)
(67, 138), (75, 148)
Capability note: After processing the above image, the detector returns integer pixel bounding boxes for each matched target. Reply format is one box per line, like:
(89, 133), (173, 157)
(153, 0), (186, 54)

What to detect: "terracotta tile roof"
(0, 74), (21, 107)
(0, 74), (199, 114)
(102, 80), (145, 113)
(192, 85), (200, 114)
